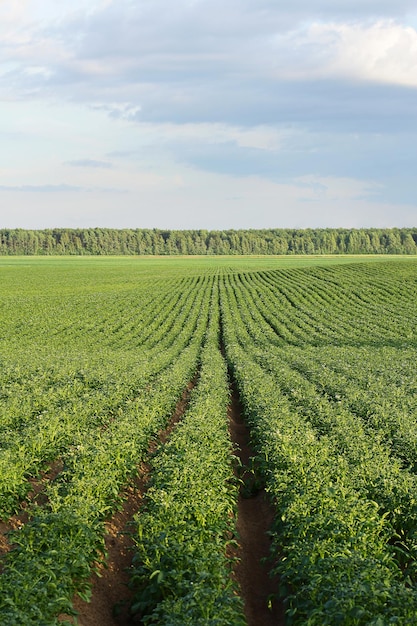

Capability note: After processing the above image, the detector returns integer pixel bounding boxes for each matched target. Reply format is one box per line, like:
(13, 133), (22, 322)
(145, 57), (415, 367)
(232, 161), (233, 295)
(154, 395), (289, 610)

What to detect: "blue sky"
(1, 0), (417, 229)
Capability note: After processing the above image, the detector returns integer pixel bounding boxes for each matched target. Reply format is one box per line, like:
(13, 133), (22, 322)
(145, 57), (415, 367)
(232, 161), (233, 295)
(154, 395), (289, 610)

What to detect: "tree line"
(0, 227), (416, 255)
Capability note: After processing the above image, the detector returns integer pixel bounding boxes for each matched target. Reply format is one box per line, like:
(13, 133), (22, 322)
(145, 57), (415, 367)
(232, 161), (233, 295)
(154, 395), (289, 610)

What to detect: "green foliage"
(1, 256), (417, 624)
(129, 287), (245, 624)
(0, 510), (104, 625)
(0, 267), (212, 623)
(220, 260), (417, 623)
(0, 226), (417, 255)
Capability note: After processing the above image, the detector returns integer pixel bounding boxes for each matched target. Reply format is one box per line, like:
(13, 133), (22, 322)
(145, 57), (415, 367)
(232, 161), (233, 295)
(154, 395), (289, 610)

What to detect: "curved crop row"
(279, 346), (417, 468)
(0, 276), (209, 518)
(253, 263), (416, 346)
(0, 279), (213, 625)
(220, 272), (417, 624)
(223, 269), (417, 581)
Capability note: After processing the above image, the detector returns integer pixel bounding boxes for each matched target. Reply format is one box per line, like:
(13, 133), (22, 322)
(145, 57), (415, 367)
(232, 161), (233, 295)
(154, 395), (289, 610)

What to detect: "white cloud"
(0, 1), (416, 229)
(277, 20), (417, 88)
(110, 121), (284, 151)
(293, 174), (383, 202)
(90, 102), (142, 119)
(166, 123), (284, 151)
(23, 65), (54, 78)
(65, 159), (114, 169)
(0, 169), (414, 230)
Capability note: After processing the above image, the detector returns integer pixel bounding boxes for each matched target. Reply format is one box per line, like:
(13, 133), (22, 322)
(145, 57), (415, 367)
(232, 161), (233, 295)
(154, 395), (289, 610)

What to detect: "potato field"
(0, 256), (417, 625)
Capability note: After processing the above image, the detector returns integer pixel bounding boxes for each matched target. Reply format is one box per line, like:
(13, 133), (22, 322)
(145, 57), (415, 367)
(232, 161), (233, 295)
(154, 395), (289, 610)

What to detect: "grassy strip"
(129, 286), (245, 625)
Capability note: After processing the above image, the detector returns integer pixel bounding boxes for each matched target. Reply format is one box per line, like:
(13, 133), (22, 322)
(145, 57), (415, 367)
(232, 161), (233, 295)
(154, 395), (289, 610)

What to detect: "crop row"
(1, 258), (417, 625)
(0, 276), (210, 518)
(0, 278), (213, 624)
(219, 262), (417, 624)
(129, 281), (245, 625)
(244, 262), (416, 346)
(278, 345), (417, 468)
(223, 267), (417, 472)
(223, 269), (417, 562)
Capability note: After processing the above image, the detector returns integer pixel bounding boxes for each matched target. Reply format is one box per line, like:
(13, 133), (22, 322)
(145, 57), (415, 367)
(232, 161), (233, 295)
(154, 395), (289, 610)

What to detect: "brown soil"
(1, 369), (285, 625)
(61, 374), (199, 626)
(0, 458), (64, 565)
(67, 479), (143, 626)
(28, 458), (64, 503)
(0, 517), (23, 560)
(228, 382), (286, 626)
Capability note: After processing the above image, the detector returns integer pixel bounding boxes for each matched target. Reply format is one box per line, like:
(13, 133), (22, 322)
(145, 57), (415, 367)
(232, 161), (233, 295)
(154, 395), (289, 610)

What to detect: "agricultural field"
(0, 255), (417, 625)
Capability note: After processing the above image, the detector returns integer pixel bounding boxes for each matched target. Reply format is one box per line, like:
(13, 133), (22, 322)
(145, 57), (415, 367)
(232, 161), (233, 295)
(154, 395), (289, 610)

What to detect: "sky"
(1, 0), (417, 230)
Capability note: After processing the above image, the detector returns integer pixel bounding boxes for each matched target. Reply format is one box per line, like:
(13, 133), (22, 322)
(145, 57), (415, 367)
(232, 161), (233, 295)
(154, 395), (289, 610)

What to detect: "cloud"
(1, 1), (417, 230)
(65, 158), (114, 168)
(3, 2), (417, 98)
(293, 174), (383, 202)
(105, 121), (283, 151)
(0, 183), (87, 193)
(275, 20), (417, 88)
(1, 170), (415, 231)
(90, 102), (141, 120)
(0, 1), (416, 138)
(0, 183), (126, 193)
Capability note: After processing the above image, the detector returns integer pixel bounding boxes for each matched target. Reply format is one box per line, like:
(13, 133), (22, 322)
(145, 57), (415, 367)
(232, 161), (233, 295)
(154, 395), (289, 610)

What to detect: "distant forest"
(1, 228), (417, 255)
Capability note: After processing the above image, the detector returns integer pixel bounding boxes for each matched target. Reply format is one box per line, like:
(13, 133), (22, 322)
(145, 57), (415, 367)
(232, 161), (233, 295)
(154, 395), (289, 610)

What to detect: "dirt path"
(228, 381), (286, 626)
(69, 479), (142, 626)
(66, 375), (199, 626)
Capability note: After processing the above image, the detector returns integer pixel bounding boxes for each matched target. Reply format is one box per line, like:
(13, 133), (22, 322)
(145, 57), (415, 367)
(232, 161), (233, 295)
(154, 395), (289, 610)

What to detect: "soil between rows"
(63, 369), (285, 625)
(228, 380), (285, 626)
(3, 367), (285, 624)
(63, 376), (198, 626)
(0, 459), (64, 568)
